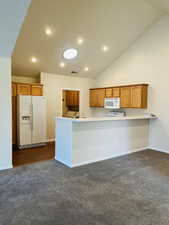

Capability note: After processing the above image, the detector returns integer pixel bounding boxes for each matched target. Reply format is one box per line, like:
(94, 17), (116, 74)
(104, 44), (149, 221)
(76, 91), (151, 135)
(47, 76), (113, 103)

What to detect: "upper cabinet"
(105, 87), (120, 98)
(113, 88), (120, 97)
(130, 85), (147, 108)
(31, 85), (43, 96)
(66, 90), (79, 107)
(12, 82), (43, 96)
(90, 84), (148, 109)
(120, 87), (131, 108)
(105, 88), (113, 98)
(12, 83), (17, 96)
(17, 83), (31, 95)
(120, 85), (148, 108)
(90, 89), (98, 107)
(90, 89), (105, 107)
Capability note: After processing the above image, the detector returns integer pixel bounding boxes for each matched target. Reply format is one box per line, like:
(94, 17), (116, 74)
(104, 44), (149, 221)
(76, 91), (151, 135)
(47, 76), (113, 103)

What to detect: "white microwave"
(104, 98), (120, 109)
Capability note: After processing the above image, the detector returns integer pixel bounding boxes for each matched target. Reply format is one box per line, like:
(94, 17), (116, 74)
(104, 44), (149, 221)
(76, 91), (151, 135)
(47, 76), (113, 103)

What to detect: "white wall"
(96, 15), (169, 152)
(0, 57), (12, 170)
(12, 75), (39, 83)
(0, 0), (31, 170)
(41, 72), (95, 140)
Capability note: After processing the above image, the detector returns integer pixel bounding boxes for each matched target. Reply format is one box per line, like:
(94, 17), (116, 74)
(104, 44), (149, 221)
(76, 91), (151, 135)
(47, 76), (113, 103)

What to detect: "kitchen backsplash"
(91, 108), (147, 117)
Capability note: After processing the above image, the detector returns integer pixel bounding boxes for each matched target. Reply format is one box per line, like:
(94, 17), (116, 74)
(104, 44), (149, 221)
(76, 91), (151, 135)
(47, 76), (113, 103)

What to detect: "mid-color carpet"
(1, 150), (169, 225)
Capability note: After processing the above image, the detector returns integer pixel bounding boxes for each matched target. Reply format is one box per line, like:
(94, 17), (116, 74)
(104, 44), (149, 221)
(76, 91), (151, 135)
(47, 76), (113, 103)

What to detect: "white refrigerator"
(17, 95), (47, 149)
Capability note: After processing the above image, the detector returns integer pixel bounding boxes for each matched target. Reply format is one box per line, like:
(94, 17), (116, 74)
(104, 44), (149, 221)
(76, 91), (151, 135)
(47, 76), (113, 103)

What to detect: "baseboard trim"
(55, 157), (72, 168)
(72, 147), (148, 168)
(149, 147), (169, 154)
(55, 147), (148, 168)
(18, 143), (46, 149)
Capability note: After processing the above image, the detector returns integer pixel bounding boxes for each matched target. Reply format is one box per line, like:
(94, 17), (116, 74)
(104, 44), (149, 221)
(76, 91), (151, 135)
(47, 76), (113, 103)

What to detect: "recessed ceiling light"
(102, 45), (109, 52)
(77, 38), (84, 45)
(31, 57), (38, 63)
(60, 62), (65, 68)
(45, 28), (52, 36)
(84, 66), (89, 72)
(63, 48), (78, 60)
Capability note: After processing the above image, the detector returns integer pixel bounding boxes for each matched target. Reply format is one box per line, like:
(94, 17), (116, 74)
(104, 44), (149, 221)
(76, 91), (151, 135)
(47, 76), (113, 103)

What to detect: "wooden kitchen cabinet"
(90, 89), (105, 107)
(14, 82), (43, 96)
(90, 89), (98, 107)
(121, 85), (148, 108)
(112, 88), (120, 97)
(66, 91), (79, 107)
(17, 83), (31, 95)
(31, 85), (43, 96)
(12, 83), (17, 96)
(97, 89), (106, 107)
(105, 88), (113, 98)
(90, 84), (148, 109)
(105, 88), (120, 98)
(131, 85), (148, 108)
(105, 87), (120, 98)
(120, 87), (131, 108)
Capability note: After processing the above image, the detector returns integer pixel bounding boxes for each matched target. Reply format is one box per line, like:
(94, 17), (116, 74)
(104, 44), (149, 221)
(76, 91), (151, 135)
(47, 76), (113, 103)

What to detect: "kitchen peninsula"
(55, 115), (156, 167)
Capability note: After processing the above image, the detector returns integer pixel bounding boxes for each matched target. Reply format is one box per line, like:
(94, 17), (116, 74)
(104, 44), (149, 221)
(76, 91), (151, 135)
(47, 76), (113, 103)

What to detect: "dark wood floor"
(12, 142), (55, 167)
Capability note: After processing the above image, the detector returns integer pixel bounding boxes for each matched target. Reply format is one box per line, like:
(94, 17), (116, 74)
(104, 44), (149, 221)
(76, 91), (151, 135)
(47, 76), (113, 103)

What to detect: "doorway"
(62, 89), (80, 118)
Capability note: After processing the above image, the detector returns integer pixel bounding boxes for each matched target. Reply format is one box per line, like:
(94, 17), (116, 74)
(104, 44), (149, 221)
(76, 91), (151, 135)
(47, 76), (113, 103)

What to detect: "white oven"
(104, 98), (120, 109)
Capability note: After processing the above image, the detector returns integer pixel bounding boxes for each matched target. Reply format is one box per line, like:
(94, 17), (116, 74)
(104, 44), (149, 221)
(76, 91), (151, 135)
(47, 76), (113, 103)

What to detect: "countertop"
(56, 114), (157, 123)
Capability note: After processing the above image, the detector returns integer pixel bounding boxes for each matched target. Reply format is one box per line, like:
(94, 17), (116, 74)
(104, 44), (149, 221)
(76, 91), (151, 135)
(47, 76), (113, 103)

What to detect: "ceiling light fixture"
(60, 62), (65, 68)
(31, 57), (38, 63)
(84, 66), (89, 72)
(45, 28), (52, 36)
(77, 38), (84, 45)
(63, 48), (78, 60)
(102, 45), (109, 52)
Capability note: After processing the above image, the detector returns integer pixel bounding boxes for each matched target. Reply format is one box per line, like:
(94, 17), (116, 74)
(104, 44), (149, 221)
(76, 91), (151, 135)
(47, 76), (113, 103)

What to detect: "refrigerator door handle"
(31, 103), (34, 131)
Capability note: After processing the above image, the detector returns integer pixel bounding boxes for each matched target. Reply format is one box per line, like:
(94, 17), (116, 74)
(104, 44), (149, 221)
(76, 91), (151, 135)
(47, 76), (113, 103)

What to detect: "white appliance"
(104, 98), (120, 109)
(17, 95), (47, 149)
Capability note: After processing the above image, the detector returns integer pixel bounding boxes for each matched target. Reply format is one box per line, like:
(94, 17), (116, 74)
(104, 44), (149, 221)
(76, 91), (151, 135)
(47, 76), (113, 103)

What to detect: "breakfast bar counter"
(55, 115), (156, 167)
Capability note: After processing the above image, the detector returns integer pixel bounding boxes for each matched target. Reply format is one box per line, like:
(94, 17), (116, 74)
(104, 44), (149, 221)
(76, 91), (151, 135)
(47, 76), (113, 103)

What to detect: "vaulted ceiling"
(0, 0), (31, 57)
(147, 0), (169, 13)
(12, 0), (166, 78)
